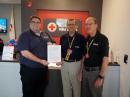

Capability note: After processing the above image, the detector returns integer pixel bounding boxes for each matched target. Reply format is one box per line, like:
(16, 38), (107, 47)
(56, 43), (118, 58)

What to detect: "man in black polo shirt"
(17, 15), (50, 97)
(81, 17), (109, 97)
(60, 19), (85, 97)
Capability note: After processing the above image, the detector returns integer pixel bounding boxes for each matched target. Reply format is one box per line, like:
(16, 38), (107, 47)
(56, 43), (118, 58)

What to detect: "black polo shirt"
(84, 31), (109, 67)
(60, 32), (85, 61)
(17, 30), (49, 68)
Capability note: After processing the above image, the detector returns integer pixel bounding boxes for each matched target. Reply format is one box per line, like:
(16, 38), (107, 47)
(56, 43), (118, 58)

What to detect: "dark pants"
(20, 64), (48, 97)
(82, 69), (103, 97)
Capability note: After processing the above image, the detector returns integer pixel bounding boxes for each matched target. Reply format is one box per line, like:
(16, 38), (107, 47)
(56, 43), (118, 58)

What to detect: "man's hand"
(47, 42), (52, 45)
(77, 57), (84, 82)
(77, 71), (82, 82)
(40, 60), (49, 66)
(56, 61), (64, 66)
(95, 78), (103, 88)
(47, 42), (56, 45)
(67, 49), (72, 55)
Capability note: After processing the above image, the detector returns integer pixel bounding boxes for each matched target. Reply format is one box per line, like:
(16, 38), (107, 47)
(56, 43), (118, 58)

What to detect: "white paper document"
(2, 46), (14, 60)
(48, 63), (61, 69)
(47, 45), (61, 63)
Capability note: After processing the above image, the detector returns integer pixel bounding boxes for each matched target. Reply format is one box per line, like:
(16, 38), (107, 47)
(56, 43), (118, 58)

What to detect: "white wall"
(101, 0), (130, 97)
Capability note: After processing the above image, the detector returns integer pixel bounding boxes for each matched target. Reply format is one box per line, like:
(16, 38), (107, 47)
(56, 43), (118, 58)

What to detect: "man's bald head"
(85, 17), (98, 36)
(85, 17), (97, 24)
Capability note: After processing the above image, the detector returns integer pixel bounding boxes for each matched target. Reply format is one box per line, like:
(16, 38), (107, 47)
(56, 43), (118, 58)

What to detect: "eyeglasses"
(68, 24), (76, 26)
(31, 21), (41, 24)
(85, 23), (96, 26)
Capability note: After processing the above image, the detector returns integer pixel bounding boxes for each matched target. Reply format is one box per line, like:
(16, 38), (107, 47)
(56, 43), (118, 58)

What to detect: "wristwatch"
(98, 74), (104, 79)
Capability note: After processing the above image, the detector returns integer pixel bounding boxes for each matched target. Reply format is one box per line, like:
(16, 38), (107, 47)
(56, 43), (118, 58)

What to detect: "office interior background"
(0, 0), (130, 97)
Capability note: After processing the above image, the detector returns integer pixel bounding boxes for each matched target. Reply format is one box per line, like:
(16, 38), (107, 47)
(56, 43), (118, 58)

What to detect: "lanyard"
(68, 36), (75, 49)
(65, 36), (75, 61)
(86, 39), (94, 53)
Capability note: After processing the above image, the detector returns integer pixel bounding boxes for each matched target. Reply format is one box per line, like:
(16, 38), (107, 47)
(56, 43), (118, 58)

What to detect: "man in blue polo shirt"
(17, 15), (50, 97)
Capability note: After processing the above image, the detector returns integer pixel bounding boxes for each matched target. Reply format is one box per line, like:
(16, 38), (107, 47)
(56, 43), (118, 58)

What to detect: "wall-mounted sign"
(44, 18), (81, 37)
(56, 19), (67, 31)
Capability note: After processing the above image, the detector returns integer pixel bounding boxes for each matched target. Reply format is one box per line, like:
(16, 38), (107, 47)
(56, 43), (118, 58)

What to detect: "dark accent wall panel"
(21, 0), (102, 32)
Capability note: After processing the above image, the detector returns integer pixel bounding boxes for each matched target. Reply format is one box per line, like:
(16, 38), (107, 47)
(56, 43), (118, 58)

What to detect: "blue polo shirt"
(17, 30), (49, 68)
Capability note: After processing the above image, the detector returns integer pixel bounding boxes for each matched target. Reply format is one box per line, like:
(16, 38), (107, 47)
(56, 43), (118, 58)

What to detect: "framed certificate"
(47, 45), (61, 63)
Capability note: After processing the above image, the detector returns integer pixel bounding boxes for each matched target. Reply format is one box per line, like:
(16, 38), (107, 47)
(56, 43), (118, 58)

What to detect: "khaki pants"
(82, 69), (103, 97)
(61, 61), (81, 97)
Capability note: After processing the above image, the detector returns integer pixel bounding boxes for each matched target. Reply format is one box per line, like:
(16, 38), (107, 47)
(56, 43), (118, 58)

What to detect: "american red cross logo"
(47, 22), (57, 32)
(49, 24), (55, 30)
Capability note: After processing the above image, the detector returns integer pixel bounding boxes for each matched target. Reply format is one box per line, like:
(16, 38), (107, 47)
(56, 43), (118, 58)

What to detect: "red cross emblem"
(47, 22), (57, 32)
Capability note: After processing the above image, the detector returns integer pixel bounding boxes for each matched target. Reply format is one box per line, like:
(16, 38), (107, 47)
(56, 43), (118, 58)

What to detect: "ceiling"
(0, 0), (21, 4)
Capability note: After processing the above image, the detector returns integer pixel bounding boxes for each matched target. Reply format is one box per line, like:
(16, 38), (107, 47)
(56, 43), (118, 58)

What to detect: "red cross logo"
(49, 24), (55, 30)
(47, 22), (57, 32)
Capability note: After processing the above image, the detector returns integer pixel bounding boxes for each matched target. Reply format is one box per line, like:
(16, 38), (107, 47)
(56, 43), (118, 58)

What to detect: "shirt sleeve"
(17, 33), (30, 52)
(100, 36), (109, 57)
(80, 36), (86, 56)
(60, 36), (64, 58)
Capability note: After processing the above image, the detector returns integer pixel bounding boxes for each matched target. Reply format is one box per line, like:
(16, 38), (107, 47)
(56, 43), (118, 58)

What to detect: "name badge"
(75, 45), (80, 48)
(93, 43), (99, 46)
(43, 36), (49, 39)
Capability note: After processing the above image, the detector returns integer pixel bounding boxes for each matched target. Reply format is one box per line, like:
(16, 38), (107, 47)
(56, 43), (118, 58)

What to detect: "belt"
(64, 59), (80, 62)
(85, 66), (100, 71)
(20, 64), (48, 70)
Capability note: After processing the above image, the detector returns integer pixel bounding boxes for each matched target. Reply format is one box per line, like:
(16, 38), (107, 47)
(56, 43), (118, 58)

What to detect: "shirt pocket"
(74, 45), (80, 49)
(91, 42), (100, 53)
(30, 37), (41, 50)
(73, 44), (81, 53)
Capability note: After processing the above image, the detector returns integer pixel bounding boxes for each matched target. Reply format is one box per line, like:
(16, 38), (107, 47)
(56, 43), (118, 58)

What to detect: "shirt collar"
(29, 29), (41, 37)
(67, 31), (77, 38)
(88, 30), (100, 39)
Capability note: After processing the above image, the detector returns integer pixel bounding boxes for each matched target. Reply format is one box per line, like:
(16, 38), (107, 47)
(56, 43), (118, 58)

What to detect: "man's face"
(29, 18), (41, 33)
(85, 18), (97, 35)
(67, 20), (77, 33)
